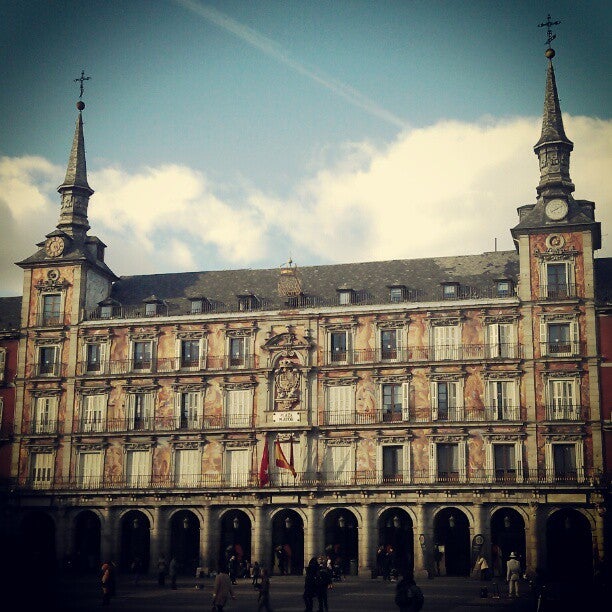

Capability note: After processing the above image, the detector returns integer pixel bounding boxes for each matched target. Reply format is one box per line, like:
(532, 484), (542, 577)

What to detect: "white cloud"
(1, 115), (611, 297)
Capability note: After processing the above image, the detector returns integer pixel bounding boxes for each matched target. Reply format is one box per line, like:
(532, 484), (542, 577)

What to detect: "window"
(338, 290), (353, 305)
(389, 287), (405, 303)
(179, 392), (201, 429)
(380, 329), (398, 360)
(0, 347), (6, 383)
(86, 343), (101, 372)
(486, 380), (517, 420)
(542, 320), (578, 356)
(272, 438), (300, 485)
(382, 445), (403, 482)
(437, 444), (459, 482)
(145, 302), (157, 316)
(486, 322), (516, 358)
(100, 305), (113, 319)
(323, 444), (352, 484)
(382, 383), (409, 422)
(42, 294), (61, 325)
(38, 346), (59, 376)
(225, 388), (252, 428)
(442, 284), (458, 300)
(327, 385), (355, 425)
(33, 396), (58, 433)
(30, 452), (53, 489)
(190, 298), (209, 314)
(81, 394), (106, 432)
(431, 381), (462, 421)
(132, 341), (152, 371)
(126, 450), (150, 487)
(238, 294), (259, 311)
(127, 393), (154, 430)
(496, 280), (512, 297)
(547, 379), (579, 420)
(225, 448), (250, 486)
(180, 339), (201, 369)
(432, 325), (459, 360)
(229, 337), (247, 367)
(330, 331), (348, 363)
(493, 444), (516, 482)
(78, 451), (102, 488)
(175, 448), (200, 487)
(546, 262), (570, 298)
(553, 444), (577, 481)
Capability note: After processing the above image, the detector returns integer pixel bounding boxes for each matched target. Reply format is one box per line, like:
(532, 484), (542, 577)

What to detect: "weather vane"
(538, 14), (561, 48)
(74, 70), (91, 99)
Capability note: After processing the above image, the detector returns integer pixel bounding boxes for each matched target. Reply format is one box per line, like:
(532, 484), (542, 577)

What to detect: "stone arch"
(73, 509), (101, 572)
(270, 508), (305, 575)
(323, 508), (359, 576)
(120, 510), (151, 572)
(169, 509), (200, 575)
(218, 509), (252, 572)
(546, 508), (593, 583)
(490, 507), (526, 578)
(377, 507), (414, 577)
(433, 507), (471, 576)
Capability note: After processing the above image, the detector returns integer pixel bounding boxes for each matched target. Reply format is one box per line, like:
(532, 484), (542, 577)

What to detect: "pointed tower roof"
(57, 101), (93, 194)
(534, 53), (573, 150)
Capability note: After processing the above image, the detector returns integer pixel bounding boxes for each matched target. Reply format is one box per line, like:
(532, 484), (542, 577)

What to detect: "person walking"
(169, 556), (178, 590)
(316, 556), (332, 612)
(252, 560), (261, 587)
(506, 552), (522, 598)
(303, 557), (319, 612)
(157, 555), (168, 587)
(212, 568), (236, 612)
(101, 562), (113, 606)
(394, 572), (424, 612)
(257, 567), (273, 611)
(474, 555), (489, 581)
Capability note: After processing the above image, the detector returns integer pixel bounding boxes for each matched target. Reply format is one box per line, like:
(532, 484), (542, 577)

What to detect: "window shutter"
(454, 381), (464, 420)
(199, 338), (206, 368)
(431, 382), (438, 420)
(570, 320), (579, 352)
(540, 321), (548, 355)
(544, 442), (553, 482)
(402, 382), (410, 420)
(515, 441), (524, 483)
(429, 443), (437, 483)
(487, 324), (498, 358)
(458, 441), (467, 483)
(576, 442), (585, 482)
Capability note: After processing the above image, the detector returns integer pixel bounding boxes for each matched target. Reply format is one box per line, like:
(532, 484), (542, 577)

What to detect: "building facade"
(1, 49), (609, 581)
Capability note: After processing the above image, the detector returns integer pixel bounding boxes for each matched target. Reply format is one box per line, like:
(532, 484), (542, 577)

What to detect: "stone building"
(1, 47), (609, 581)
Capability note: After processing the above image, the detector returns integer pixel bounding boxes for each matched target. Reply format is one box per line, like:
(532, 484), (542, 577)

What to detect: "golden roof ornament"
(278, 257), (302, 297)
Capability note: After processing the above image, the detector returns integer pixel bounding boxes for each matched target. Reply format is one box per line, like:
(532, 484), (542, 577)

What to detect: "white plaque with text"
(272, 411), (300, 423)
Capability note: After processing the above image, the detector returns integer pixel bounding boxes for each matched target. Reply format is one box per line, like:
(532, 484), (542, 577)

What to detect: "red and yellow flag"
(274, 439), (296, 477)
(259, 439), (270, 486)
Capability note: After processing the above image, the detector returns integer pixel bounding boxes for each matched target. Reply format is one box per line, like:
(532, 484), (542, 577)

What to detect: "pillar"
(358, 503), (374, 575)
(149, 506), (166, 573)
(524, 502), (540, 575)
(199, 505), (212, 571)
(413, 502), (430, 578)
(100, 507), (113, 563)
(305, 503), (320, 561)
(253, 504), (269, 569)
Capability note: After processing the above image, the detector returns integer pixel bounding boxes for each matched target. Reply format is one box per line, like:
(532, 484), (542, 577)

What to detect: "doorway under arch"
(170, 510), (200, 575)
(433, 507), (470, 576)
(20, 511), (56, 568)
(271, 508), (304, 575)
(546, 508), (593, 583)
(219, 510), (252, 572)
(490, 508), (525, 578)
(74, 510), (101, 572)
(120, 510), (150, 572)
(377, 507), (414, 577)
(324, 508), (359, 575)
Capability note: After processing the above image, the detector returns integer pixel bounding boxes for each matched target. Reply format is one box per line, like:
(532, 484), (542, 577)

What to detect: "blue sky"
(1, 0), (610, 295)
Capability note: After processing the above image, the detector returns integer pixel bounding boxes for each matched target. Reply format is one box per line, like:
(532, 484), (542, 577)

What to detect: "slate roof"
(106, 251), (521, 315)
(0, 296), (22, 332)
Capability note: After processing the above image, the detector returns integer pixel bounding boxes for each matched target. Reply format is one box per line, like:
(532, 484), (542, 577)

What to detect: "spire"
(56, 100), (94, 238)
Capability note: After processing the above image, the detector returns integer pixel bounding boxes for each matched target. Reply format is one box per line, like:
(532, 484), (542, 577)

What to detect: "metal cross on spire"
(74, 70), (91, 99)
(538, 14), (561, 47)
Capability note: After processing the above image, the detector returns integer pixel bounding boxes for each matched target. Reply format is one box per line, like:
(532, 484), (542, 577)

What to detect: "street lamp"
(338, 515), (346, 529)
(393, 515), (400, 529)
(503, 515), (511, 529)
(448, 515), (456, 528)
(285, 516), (293, 530)
(183, 517), (190, 530)
(233, 516), (240, 530)
(132, 517), (140, 530)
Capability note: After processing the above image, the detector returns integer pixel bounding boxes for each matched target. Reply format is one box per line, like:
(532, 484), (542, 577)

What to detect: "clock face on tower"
(545, 199), (569, 221)
(45, 236), (65, 257)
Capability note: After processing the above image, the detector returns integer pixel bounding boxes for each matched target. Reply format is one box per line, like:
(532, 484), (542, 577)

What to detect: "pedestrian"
(101, 562), (113, 606)
(303, 557), (319, 612)
(157, 554), (168, 587)
(316, 556), (332, 612)
(229, 554), (238, 584)
(376, 546), (385, 578)
(474, 555), (489, 581)
(257, 567), (273, 611)
(131, 556), (142, 585)
(252, 560), (261, 587)
(169, 556), (178, 589)
(212, 567), (236, 612)
(506, 551), (522, 598)
(394, 572), (424, 612)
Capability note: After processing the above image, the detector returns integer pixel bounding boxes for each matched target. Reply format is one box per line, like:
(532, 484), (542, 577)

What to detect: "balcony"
(37, 315), (63, 327)
(32, 362), (62, 377)
(545, 404), (582, 421)
(24, 419), (60, 435)
(540, 341), (582, 358)
(539, 284), (577, 300)
(16, 467), (600, 492)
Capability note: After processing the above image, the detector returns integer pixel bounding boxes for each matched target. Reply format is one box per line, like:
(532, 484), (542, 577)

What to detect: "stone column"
(199, 505), (212, 571)
(149, 506), (165, 574)
(524, 502), (539, 574)
(100, 506), (113, 563)
(594, 510), (605, 565)
(304, 503), (318, 563)
(55, 509), (69, 563)
(413, 502), (430, 578)
(252, 504), (266, 569)
(358, 503), (374, 576)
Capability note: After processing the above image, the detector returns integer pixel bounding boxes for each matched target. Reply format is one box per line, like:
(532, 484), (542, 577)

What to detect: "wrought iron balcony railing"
(23, 419), (60, 435)
(540, 341), (582, 357)
(544, 405), (582, 421)
(539, 284), (578, 300)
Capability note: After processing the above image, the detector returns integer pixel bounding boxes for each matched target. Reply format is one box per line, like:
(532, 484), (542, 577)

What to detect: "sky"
(1, 0), (611, 296)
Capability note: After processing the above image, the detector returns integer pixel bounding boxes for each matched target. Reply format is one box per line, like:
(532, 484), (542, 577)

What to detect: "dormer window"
(100, 305), (112, 318)
(441, 283), (459, 300)
(189, 297), (210, 315)
(496, 279), (513, 298)
(388, 285), (406, 303)
(337, 286), (354, 305)
(237, 293), (259, 311)
(143, 295), (163, 317)
(97, 298), (120, 319)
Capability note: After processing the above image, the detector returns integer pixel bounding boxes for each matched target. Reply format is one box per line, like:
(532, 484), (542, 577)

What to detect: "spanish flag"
(259, 439), (270, 486)
(275, 439), (296, 477)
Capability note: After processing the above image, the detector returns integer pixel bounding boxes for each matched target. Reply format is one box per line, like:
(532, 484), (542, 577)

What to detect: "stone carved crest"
(274, 356), (301, 411)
